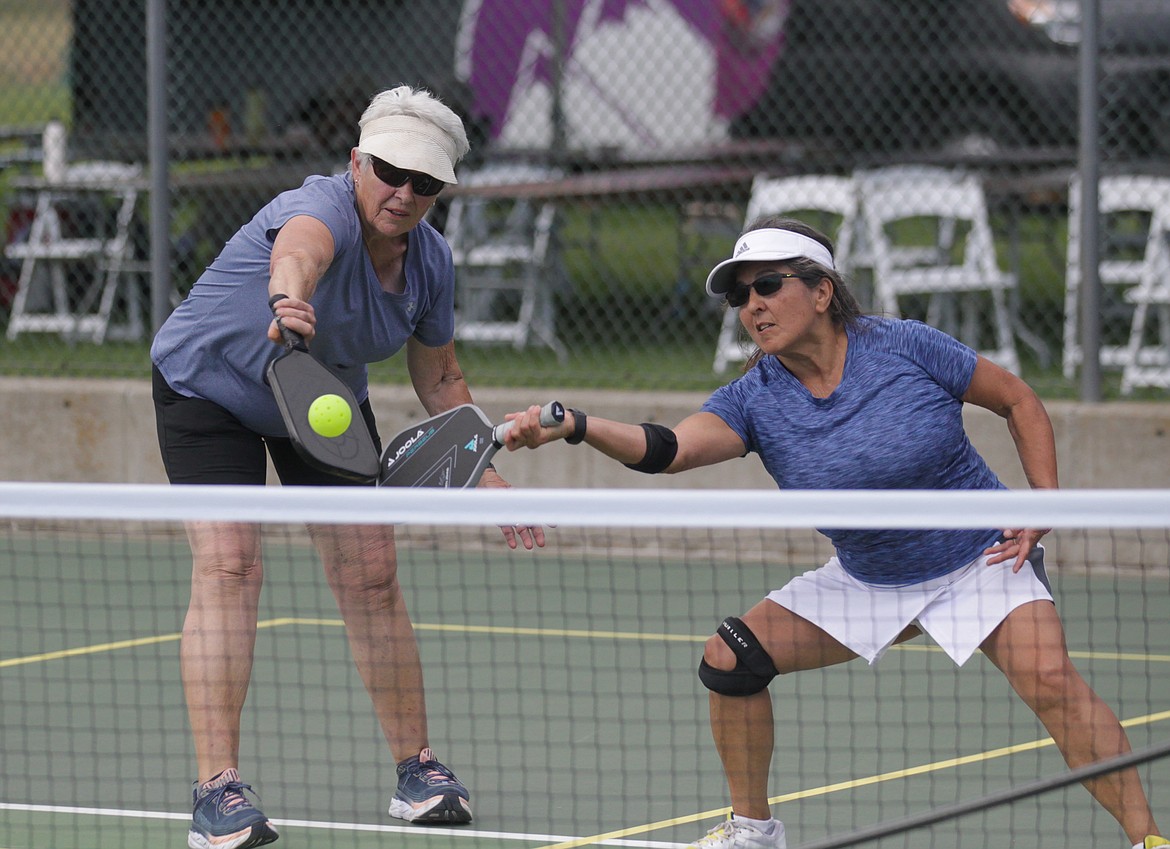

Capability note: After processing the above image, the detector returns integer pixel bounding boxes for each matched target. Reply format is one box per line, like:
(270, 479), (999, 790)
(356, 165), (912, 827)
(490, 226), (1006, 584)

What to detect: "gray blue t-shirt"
(701, 317), (1004, 586)
(151, 173), (455, 435)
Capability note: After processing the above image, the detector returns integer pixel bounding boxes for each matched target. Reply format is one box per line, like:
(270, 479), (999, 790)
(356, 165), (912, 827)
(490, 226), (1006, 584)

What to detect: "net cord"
(1, 483), (1169, 528)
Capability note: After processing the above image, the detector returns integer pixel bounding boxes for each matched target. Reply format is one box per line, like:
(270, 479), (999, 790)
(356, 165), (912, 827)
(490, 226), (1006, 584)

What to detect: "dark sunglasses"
(725, 272), (804, 308)
(369, 156), (446, 196)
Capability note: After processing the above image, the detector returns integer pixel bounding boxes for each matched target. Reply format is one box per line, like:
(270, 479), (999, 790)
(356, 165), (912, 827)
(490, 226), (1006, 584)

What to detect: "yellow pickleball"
(307, 393), (352, 438)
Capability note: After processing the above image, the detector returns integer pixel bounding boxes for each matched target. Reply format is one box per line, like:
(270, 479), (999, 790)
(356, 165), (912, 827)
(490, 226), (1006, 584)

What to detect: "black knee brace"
(697, 616), (778, 697)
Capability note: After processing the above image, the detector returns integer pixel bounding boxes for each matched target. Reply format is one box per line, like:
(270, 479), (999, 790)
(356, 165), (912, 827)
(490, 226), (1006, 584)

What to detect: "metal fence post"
(147, 0), (171, 335)
(1078, 0), (1102, 401)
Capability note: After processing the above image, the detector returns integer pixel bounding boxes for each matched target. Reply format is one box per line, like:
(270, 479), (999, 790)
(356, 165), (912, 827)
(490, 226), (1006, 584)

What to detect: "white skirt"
(767, 546), (1053, 666)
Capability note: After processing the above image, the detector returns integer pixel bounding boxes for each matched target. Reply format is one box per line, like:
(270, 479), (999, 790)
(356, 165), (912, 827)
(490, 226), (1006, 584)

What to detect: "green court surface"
(1, 524), (1168, 849)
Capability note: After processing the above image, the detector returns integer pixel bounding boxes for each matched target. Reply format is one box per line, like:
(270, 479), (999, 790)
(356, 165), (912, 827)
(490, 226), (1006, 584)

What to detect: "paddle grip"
(268, 292), (308, 351)
(492, 401), (565, 446)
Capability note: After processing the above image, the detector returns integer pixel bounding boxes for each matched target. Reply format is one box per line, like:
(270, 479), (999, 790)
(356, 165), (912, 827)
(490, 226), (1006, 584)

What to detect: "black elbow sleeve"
(623, 423), (678, 474)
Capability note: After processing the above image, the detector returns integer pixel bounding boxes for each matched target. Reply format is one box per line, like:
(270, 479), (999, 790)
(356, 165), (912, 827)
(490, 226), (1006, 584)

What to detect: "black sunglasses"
(368, 156), (446, 196)
(725, 272), (804, 308)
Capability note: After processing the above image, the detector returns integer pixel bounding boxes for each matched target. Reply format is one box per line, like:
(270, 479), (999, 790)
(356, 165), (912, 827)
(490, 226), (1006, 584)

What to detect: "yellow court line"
(889, 650), (1170, 668)
(1070, 649), (1170, 663)
(260, 618), (707, 644)
(529, 708), (1170, 849)
(413, 622), (706, 643)
(5, 617), (1170, 667)
(256, 618), (709, 643)
(0, 632), (182, 668)
(0, 619), (704, 669)
(273, 620), (1170, 663)
(258, 617), (340, 629)
(1122, 708), (1170, 729)
(0, 618), (327, 668)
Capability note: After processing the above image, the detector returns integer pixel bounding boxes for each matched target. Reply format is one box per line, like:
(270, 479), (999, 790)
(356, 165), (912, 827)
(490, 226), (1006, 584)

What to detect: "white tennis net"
(1, 484), (1168, 849)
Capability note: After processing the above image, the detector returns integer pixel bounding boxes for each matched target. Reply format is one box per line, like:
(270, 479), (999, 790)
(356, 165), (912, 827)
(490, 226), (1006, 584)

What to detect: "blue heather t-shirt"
(151, 173), (455, 435)
(701, 317), (1005, 586)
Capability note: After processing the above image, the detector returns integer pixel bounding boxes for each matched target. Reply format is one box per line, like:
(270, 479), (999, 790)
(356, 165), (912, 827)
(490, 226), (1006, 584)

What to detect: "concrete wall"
(2, 377), (1167, 489)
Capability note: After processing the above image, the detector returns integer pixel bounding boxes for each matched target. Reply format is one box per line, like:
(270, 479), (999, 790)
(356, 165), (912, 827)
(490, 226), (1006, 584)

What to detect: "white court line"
(0, 803), (684, 848)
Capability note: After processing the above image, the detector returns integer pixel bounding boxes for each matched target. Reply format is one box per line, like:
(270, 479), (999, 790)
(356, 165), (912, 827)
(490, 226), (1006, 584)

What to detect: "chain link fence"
(1, 0), (1169, 396)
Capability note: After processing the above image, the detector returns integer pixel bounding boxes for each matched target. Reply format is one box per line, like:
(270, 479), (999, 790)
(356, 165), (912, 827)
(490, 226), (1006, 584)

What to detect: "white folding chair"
(856, 165), (1020, 374)
(1118, 180), (1170, 394)
(1063, 175), (1170, 387)
(5, 138), (144, 344)
(445, 162), (566, 361)
(713, 173), (860, 374)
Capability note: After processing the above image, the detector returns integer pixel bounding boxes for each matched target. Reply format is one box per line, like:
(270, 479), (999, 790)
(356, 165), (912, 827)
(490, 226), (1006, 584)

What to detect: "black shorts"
(152, 365), (381, 487)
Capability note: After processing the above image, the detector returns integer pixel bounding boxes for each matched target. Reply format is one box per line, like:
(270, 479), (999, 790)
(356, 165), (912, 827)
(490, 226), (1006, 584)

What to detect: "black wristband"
(565, 409), (587, 444)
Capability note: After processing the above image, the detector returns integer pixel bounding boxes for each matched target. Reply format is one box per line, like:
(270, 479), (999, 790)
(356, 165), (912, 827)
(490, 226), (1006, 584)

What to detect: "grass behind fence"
(0, 199), (1160, 398)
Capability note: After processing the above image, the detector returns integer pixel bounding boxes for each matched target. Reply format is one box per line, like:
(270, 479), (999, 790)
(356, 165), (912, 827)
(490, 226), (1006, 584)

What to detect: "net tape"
(2, 483), (1170, 528)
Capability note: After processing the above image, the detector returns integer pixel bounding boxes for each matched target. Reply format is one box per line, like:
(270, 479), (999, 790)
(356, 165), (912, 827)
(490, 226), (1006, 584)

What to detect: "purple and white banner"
(456, 0), (788, 152)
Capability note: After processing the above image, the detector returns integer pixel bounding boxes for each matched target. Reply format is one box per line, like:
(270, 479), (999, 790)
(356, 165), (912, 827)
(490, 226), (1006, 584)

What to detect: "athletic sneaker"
(388, 747), (473, 824)
(188, 769), (278, 849)
(688, 817), (787, 849)
(1135, 837), (1170, 849)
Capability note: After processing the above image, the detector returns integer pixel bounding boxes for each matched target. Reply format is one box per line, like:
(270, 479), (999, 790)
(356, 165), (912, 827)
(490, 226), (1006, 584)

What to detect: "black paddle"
(265, 293), (380, 482)
(377, 402), (565, 488)
(267, 293), (562, 487)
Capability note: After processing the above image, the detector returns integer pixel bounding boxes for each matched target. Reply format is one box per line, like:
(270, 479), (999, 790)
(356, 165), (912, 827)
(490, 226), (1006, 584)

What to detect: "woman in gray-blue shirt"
(502, 218), (1164, 849)
(152, 85), (527, 849)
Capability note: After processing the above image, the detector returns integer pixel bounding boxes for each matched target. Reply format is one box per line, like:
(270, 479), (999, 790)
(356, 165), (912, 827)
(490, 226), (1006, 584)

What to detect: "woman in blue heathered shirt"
(503, 218), (1164, 849)
(151, 86), (520, 848)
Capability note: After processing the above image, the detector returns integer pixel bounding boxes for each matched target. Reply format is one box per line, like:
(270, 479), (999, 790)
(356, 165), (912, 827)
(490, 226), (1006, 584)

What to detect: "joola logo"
(383, 428), (429, 470)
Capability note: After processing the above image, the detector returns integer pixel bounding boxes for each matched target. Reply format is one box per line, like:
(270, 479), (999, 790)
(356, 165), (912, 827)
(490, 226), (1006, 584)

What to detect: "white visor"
(705, 229), (835, 297)
(357, 115), (459, 184)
